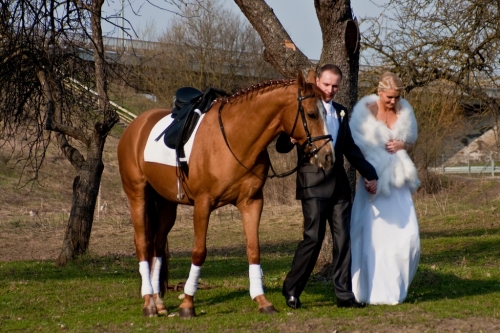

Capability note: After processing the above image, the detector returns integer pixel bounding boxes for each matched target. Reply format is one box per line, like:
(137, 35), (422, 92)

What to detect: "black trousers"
(282, 192), (355, 301)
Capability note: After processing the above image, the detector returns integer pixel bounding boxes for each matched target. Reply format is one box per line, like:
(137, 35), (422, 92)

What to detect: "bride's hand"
(364, 179), (377, 194)
(386, 139), (405, 154)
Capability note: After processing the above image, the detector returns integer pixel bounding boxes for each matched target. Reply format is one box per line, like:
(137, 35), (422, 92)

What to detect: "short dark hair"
(317, 64), (342, 79)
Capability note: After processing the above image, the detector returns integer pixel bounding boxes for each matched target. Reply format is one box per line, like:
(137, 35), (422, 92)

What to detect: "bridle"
(293, 90), (333, 158)
(218, 87), (333, 180)
(267, 89), (333, 178)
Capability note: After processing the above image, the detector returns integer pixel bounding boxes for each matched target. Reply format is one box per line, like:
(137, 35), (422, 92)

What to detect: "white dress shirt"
(323, 100), (339, 147)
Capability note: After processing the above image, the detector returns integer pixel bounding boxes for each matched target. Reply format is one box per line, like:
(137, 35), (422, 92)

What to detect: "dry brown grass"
(0, 133), (303, 262)
(1, 129), (500, 264)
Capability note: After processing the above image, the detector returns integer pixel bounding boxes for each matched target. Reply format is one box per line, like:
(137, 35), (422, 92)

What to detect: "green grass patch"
(2, 231), (500, 332)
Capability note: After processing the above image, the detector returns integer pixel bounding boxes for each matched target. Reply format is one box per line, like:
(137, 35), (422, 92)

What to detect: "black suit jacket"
(276, 101), (378, 200)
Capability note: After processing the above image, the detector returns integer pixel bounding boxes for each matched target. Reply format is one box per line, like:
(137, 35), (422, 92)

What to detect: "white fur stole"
(350, 94), (420, 196)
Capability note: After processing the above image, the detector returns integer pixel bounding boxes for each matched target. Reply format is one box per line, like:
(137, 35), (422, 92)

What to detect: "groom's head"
(316, 64), (342, 103)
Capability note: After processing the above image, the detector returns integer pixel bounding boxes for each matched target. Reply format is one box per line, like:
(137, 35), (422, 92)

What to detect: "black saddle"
(155, 86), (229, 175)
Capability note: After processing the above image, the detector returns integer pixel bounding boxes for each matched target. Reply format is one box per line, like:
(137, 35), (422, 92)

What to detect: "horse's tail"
(145, 184), (173, 297)
(160, 238), (169, 297)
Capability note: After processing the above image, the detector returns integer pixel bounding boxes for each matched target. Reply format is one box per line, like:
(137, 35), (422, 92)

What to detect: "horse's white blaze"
(139, 261), (154, 296)
(151, 257), (162, 294)
(184, 264), (201, 296)
(249, 264), (264, 299)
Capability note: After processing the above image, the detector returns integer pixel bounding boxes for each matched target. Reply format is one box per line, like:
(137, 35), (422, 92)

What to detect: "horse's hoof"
(155, 298), (167, 316)
(178, 307), (196, 318)
(142, 307), (158, 317)
(259, 305), (277, 314)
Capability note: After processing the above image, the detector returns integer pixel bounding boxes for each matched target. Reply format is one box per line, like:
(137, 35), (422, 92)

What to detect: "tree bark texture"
(233, 0), (314, 77)
(314, 0), (360, 272)
(235, 0), (360, 274)
(56, 151), (104, 265)
(56, 0), (118, 265)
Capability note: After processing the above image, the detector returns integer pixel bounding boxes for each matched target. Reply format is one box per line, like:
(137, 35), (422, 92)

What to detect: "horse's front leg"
(179, 198), (211, 318)
(237, 189), (277, 314)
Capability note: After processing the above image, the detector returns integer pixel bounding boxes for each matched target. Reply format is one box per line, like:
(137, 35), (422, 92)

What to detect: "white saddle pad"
(144, 113), (205, 166)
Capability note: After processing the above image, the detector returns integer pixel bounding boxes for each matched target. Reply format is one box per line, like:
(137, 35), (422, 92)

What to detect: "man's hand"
(364, 179), (377, 194)
(290, 138), (297, 144)
(385, 139), (405, 154)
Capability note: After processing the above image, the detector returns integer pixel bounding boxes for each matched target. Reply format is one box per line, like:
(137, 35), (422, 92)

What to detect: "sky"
(101, 0), (385, 60)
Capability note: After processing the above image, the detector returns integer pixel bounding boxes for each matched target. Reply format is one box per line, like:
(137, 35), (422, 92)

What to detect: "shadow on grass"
(421, 227), (500, 238)
(2, 234), (500, 305)
(420, 236), (500, 266)
(0, 245), (297, 285)
(405, 267), (500, 303)
(169, 239), (300, 260)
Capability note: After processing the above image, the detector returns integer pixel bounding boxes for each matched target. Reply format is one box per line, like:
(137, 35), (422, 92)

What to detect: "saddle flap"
(155, 87), (230, 170)
(173, 87), (203, 117)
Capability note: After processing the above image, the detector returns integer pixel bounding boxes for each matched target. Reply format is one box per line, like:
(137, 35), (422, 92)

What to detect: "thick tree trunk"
(234, 0), (360, 276)
(313, 0), (360, 274)
(56, 0), (117, 265)
(56, 143), (105, 266)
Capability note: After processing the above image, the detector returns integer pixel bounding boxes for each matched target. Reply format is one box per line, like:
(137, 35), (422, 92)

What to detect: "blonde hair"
(378, 72), (404, 91)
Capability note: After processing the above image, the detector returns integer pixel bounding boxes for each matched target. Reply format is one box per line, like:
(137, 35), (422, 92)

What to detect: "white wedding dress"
(349, 94), (421, 305)
(350, 174), (420, 305)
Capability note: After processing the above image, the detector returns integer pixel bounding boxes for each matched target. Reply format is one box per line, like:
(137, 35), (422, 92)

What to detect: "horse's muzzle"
(308, 143), (334, 170)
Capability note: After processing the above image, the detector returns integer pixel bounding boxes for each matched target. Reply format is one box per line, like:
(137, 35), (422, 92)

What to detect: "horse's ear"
(297, 70), (306, 89)
(306, 69), (316, 84)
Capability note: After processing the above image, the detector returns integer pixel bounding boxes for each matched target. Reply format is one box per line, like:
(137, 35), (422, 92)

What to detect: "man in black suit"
(277, 64), (378, 309)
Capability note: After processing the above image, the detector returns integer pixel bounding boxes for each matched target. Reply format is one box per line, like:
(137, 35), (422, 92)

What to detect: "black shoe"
(337, 298), (366, 308)
(284, 295), (302, 309)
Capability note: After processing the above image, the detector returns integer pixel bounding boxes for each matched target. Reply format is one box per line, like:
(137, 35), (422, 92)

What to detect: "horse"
(117, 71), (335, 317)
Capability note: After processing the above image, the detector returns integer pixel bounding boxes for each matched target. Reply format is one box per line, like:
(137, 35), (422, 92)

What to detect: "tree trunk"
(56, 143), (105, 266)
(233, 0), (314, 77)
(56, 0), (117, 265)
(313, 0), (360, 274)
(235, 0), (360, 276)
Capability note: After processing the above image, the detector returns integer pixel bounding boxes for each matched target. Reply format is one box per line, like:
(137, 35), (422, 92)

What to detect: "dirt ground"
(0, 217), (135, 262)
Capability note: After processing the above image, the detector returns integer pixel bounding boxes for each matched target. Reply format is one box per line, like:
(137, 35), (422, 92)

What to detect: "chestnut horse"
(117, 71), (334, 317)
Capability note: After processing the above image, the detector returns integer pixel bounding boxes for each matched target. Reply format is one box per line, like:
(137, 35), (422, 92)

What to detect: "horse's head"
(285, 71), (335, 170)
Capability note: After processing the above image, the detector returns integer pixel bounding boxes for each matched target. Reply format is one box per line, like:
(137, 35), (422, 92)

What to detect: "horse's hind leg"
(237, 188), (277, 314)
(151, 197), (177, 316)
(123, 181), (167, 317)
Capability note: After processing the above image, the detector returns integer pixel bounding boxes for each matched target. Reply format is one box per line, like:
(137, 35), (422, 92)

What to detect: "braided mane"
(215, 78), (296, 104)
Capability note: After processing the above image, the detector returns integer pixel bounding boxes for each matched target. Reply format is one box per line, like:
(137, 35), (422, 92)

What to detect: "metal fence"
(430, 155), (500, 176)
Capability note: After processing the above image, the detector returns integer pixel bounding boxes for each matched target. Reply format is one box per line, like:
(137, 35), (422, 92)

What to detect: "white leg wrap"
(184, 264), (201, 296)
(249, 264), (264, 300)
(139, 261), (154, 296)
(151, 257), (162, 294)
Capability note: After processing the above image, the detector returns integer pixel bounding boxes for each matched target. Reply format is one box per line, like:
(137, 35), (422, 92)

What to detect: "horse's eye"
(307, 111), (317, 119)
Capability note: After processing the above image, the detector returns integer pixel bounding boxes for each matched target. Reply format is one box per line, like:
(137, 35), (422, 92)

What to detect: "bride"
(349, 72), (421, 305)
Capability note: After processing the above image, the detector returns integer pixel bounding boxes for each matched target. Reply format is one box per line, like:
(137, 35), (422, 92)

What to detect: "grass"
(1, 234), (500, 332)
(1, 194), (500, 332)
(2, 137), (500, 331)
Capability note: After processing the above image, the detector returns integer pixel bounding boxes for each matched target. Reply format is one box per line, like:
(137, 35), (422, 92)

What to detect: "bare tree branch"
(233, 0), (312, 78)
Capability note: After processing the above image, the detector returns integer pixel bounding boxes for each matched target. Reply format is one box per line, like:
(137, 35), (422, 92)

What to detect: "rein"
(218, 88), (333, 180)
